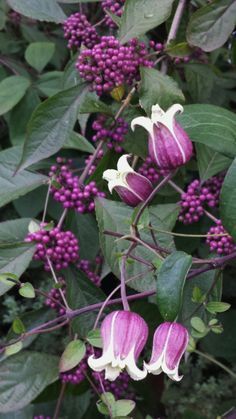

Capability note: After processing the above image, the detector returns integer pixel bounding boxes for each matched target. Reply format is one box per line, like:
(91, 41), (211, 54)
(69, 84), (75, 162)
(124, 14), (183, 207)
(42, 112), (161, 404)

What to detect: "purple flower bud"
(131, 104), (193, 170)
(103, 155), (153, 207)
(88, 310), (148, 381)
(144, 322), (189, 381)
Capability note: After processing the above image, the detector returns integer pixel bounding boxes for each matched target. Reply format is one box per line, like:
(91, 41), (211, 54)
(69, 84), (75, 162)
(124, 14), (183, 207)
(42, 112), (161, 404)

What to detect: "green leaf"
(0, 351), (59, 413)
(139, 67), (185, 115)
(97, 393), (116, 416)
(36, 71), (63, 97)
(19, 282), (35, 299)
(67, 212), (99, 261)
(59, 340), (86, 372)
(191, 316), (206, 333)
(166, 41), (193, 57)
(114, 400), (136, 416)
(0, 218), (33, 246)
(9, 89), (40, 146)
(0, 147), (47, 208)
(96, 198), (178, 292)
(178, 104), (236, 158)
(156, 251), (192, 321)
(5, 342), (23, 357)
(8, 0), (66, 23)
(0, 245), (35, 296)
(196, 143), (232, 181)
(0, 76), (30, 116)
(206, 301), (231, 314)
(65, 266), (106, 337)
(184, 63), (216, 104)
(118, 0), (175, 44)
(220, 158), (236, 241)
(187, 0), (236, 52)
(79, 93), (113, 115)
(12, 318), (26, 334)
(17, 84), (89, 171)
(64, 131), (95, 153)
(86, 329), (103, 348)
(25, 42), (55, 72)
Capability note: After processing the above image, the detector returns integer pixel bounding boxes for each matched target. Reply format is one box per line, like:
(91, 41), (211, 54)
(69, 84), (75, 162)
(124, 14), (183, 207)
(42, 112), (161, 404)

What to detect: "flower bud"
(88, 310), (148, 381)
(144, 322), (189, 381)
(103, 154), (153, 207)
(131, 104), (193, 170)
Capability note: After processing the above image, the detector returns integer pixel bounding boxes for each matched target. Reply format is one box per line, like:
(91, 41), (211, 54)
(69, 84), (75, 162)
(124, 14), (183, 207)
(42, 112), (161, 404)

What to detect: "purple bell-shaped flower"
(131, 104), (193, 170)
(103, 154), (153, 207)
(144, 322), (189, 381)
(88, 310), (148, 381)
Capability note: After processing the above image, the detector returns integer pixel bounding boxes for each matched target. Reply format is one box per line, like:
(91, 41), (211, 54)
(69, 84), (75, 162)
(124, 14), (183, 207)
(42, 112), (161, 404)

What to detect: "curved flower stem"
(132, 172), (175, 236)
(46, 256), (70, 310)
(53, 382), (67, 419)
(120, 254), (130, 311)
(114, 85), (137, 120)
(93, 267), (153, 329)
(194, 349), (236, 380)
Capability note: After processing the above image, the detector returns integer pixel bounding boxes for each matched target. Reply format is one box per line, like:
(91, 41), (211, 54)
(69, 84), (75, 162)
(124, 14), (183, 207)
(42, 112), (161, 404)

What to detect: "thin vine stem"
(194, 349), (236, 380)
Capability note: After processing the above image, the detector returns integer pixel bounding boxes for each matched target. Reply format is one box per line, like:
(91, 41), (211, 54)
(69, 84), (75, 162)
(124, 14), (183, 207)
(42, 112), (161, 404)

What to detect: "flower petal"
(117, 154), (133, 173)
(131, 116), (154, 137)
(125, 348), (147, 381)
(104, 364), (121, 381)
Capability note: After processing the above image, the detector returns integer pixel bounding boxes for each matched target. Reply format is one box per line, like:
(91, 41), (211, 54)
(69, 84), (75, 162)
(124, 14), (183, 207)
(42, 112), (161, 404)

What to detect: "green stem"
(194, 349), (236, 379)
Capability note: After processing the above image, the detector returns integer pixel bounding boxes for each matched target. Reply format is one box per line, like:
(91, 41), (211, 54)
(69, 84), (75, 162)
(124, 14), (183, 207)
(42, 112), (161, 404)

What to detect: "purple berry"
(138, 156), (169, 184)
(102, 0), (125, 28)
(77, 36), (153, 96)
(206, 220), (236, 256)
(92, 115), (128, 153)
(49, 158), (105, 213)
(78, 258), (102, 287)
(63, 12), (99, 49)
(25, 224), (79, 271)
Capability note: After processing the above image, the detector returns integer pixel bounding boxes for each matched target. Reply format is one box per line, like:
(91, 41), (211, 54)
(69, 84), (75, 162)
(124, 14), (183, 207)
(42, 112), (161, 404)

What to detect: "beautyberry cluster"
(63, 13), (99, 49)
(8, 10), (21, 24)
(92, 115), (128, 153)
(78, 257), (102, 287)
(49, 158), (105, 213)
(45, 279), (66, 315)
(34, 416), (51, 419)
(149, 40), (164, 52)
(179, 174), (224, 225)
(25, 225), (79, 271)
(138, 156), (169, 184)
(93, 370), (134, 400)
(102, 0), (125, 28)
(85, 149), (104, 175)
(77, 36), (153, 95)
(206, 220), (236, 255)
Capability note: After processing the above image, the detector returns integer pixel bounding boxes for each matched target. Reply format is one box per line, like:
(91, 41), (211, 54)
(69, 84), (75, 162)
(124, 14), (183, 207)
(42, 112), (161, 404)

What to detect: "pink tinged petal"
(144, 322), (172, 372)
(149, 122), (193, 170)
(114, 185), (144, 207)
(163, 323), (189, 374)
(114, 172), (153, 207)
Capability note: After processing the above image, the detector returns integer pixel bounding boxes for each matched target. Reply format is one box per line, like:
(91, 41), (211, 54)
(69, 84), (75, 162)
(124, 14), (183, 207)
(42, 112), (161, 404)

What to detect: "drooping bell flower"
(131, 104), (193, 170)
(102, 154), (153, 207)
(144, 322), (189, 381)
(88, 310), (148, 381)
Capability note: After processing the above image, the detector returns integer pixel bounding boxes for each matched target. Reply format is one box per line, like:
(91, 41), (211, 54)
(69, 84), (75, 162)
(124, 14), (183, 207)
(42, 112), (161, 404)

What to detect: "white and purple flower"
(102, 154), (153, 207)
(88, 310), (148, 381)
(131, 104), (193, 170)
(144, 322), (189, 381)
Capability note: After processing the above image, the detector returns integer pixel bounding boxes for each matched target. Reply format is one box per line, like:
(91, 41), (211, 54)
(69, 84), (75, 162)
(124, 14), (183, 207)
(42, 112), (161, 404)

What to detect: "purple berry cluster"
(206, 220), (236, 255)
(92, 115), (128, 153)
(8, 10), (22, 24)
(85, 149), (104, 176)
(45, 279), (66, 315)
(49, 158), (105, 213)
(63, 12), (99, 49)
(138, 156), (169, 184)
(25, 225), (79, 271)
(149, 40), (164, 52)
(78, 257), (102, 287)
(102, 0), (125, 28)
(92, 370), (134, 400)
(34, 416), (51, 419)
(76, 36), (153, 96)
(179, 174), (224, 225)
(60, 350), (90, 384)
